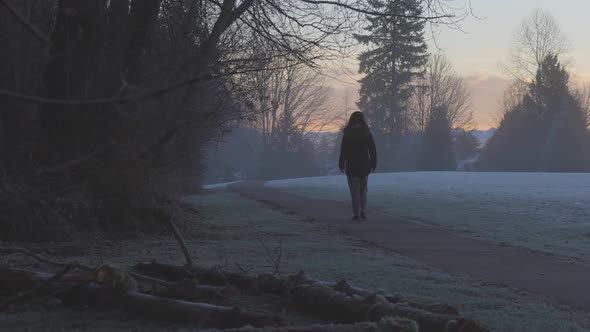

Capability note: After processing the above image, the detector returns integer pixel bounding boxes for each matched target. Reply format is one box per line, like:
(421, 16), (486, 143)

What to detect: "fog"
(1, 1), (589, 331)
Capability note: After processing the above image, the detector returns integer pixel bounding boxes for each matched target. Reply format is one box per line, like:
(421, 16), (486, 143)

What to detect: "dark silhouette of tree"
(454, 130), (480, 161)
(410, 54), (473, 132)
(418, 105), (455, 171)
(355, 0), (429, 170)
(41, 0), (162, 161)
(481, 54), (589, 172)
(542, 102), (590, 172)
(505, 8), (570, 84)
(481, 105), (545, 171)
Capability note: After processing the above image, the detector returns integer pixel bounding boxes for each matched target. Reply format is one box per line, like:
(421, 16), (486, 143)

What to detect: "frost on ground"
(202, 180), (242, 189)
(267, 172), (590, 263)
(168, 190), (590, 331)
(2, 188), (590, 331)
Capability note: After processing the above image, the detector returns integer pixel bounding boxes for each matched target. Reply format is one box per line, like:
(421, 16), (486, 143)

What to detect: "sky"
(434, 0), (590, 78)
(328, 0), (590, 130)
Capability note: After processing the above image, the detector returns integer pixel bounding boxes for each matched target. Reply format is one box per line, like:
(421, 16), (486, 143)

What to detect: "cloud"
(569, 69), (590, 86)
(462, 74), (512, 129)
(325, 72), (513, 131)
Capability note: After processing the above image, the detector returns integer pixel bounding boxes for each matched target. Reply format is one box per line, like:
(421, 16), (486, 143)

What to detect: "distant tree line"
(480, 9), (590, 172)
(480, 54), (590, 172)
(353, 5), (589, 173)
(204, 125), (337, 183)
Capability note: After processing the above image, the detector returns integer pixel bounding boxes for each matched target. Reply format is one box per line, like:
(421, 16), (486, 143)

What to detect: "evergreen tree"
(454, 130), (480, 161)
(542, 101), (590, 172)
(481, 54), (590, 172)
(355, 0), (428, 169)
(481, 103), (546, 171)
(418, 106), (456, 171)
(526, 54), (570, 118)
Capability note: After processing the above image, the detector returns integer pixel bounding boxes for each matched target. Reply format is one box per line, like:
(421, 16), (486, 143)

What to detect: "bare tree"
(504, 8), (570, 83)
(281, 67), (333, 138)
(0, 0), (473, 238)
(492, 80), (529, 126)
(497, 9), (572, 126)
(251, 57), (332, 152)
(409, 53), (473, 131)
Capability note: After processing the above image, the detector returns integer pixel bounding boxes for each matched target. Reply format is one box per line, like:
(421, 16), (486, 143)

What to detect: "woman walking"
(338, 111), (377, 221)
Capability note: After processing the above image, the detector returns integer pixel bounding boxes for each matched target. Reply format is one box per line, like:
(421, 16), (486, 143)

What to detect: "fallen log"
(134, 261), (196, 280)
(134, 262), (290, 293)
(334, 279), (460, 316)
(0, 268), (283, 329)
(291, 283), (486, 332)
(156, 279), (231, 301)
(204, 317), (419, 332)
(76, 287), (283, 329)
(133, 263), (487, 332)
(0, 265), (74, 310)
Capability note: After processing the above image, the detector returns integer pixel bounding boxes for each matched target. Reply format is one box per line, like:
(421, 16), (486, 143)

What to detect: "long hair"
(347, 111), (369, 129)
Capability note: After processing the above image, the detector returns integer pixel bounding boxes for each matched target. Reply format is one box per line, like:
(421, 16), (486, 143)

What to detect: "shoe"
(352, 215), (360, 221)
(360, 212), (367, 220)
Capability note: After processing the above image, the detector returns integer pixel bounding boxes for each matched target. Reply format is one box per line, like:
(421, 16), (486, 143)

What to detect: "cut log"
(0, 268), (283, 329)
(290, 283), (486, 332)
(157, 279), (230, 301)
(334, 279), (460, 316)
(0, 265), (74, 310)
(133, 263), (488, 332)
(134, 261), (195, 279)
(0, 268), (46, 292)
(74, 287), (283, 329)
(134, 262), (290, 293)
(204, 317), (419, 332)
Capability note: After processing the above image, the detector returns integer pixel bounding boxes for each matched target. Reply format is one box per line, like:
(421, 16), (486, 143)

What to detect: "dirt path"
(230, 181), (590, 312)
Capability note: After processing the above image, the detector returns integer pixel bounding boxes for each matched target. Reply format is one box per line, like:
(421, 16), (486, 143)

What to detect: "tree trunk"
(0, 268), (283, 329)
(333, 279), (460, 316)
(126, 0), (162, 84)
(289, 283), (484, 332)
(204, 318), (419, 332)
(159, 282), (229, 302)
(133, 263), (488, 332)
(41, 0), (109, 161)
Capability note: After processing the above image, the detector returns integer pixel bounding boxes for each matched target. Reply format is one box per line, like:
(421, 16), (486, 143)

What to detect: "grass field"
(1, 187), (589, 331)
(268, 172), (590, 263)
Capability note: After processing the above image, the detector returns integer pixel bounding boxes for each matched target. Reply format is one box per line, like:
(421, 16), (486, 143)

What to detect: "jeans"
(347, 176), (368, 216)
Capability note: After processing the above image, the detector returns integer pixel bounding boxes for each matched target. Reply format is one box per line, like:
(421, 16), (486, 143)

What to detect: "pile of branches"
(0, 247), (488, 332)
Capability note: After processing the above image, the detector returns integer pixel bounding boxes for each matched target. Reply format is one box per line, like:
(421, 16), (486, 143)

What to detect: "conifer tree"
(418, 105), (456, 170)
(481, 54), (590, 171)
(355, 0), (429, 169)
(454, 130), (480, 161)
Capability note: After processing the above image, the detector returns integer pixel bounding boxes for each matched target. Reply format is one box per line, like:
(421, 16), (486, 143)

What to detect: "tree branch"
(0, 64), (293, 106)
(0, 0), (52, 46)
(299, 0), (454, 19)
(0, 246), (93, 272)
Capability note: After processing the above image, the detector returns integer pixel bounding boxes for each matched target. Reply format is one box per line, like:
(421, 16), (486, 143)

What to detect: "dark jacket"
(338, 125), (377, 177)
